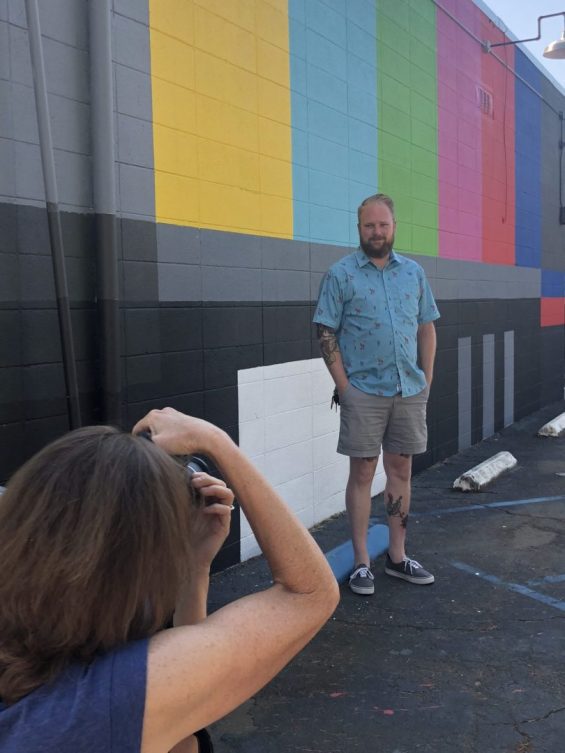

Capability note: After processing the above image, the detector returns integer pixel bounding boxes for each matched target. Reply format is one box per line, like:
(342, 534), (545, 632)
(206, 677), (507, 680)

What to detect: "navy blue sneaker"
(385, 555), (434, 585)
(349, 564), (375, 595)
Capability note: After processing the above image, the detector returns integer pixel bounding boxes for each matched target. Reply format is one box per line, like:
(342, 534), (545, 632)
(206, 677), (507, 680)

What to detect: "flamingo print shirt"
(313, 248), (440, 397)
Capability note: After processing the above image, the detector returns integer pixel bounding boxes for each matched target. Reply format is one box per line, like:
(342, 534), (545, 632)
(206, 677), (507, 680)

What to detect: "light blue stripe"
(451, 561), (565, 613)
(325, 523), (388, 583)
(289, 5), (310, 240)
(289, 0), (377, 246)
(527, 573), (565, 586)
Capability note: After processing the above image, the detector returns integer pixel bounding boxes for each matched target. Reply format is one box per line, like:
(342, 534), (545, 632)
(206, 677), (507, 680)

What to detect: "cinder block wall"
(1, 0), (564, 568)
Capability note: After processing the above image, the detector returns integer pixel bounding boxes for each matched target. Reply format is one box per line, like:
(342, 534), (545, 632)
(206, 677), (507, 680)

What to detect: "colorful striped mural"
(147, 0), (564, 326)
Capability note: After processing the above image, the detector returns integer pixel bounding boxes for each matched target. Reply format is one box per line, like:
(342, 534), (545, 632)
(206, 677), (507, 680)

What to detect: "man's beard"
(360, 234), (395, 259)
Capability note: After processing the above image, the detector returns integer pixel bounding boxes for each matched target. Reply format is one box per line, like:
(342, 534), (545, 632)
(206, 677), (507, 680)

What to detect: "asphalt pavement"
(209, 399), (565, 753)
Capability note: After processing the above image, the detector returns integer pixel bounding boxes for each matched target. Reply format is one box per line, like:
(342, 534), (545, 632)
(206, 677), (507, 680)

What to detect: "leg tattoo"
(386, 493), (409, 529)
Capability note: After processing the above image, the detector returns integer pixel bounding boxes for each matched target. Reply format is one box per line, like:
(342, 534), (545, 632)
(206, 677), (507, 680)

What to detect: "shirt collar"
(355, 248), (402, 268)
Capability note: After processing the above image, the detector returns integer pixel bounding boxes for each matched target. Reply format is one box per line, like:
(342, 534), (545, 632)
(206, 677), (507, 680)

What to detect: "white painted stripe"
(504, 331), (514, 428)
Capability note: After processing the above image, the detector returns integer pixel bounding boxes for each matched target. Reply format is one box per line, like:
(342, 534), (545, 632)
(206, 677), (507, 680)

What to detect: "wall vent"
(476, 85), (494, 118)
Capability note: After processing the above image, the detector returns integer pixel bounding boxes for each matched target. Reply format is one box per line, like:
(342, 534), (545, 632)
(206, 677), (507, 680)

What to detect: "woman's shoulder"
(0, 639), (149, 753)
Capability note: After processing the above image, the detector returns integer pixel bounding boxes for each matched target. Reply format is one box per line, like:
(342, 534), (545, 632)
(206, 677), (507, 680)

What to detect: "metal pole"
(89, 0), (122, 426)
(24, 0), (82, 429)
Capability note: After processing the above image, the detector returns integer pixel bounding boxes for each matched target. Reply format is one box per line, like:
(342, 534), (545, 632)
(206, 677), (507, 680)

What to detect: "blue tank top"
(0, 638), (148, 753)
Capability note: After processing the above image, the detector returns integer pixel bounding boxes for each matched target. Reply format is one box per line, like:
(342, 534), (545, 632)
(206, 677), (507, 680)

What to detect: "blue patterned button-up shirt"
(313, 249), (440, 397)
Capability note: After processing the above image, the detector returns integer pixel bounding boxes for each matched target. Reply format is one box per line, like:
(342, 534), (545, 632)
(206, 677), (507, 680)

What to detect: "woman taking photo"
(0, 407), (339, 752)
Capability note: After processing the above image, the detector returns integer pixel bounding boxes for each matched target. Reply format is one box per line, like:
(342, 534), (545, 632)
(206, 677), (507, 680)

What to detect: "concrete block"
(0, 20), (9, 79)
(453, 452), (518, 491)
(118, 114), (154, 168)
(262, 268), (310, 301)
(18, 254), (55, 303)
(10, 82), (39, 144)
(157, 223), (199, 265)
(14, 141), (45, 202)
(261, 237), (309, 271)
(114, 0), (149, 25)
(113, 14), (150, 73)
(0, 202), (16, 253)
(0, 252), (17, 303)
(0, 137), (16, 196)
(54, 150), (92, 208)
(202, 265), (262, 302)
(0, 81), (12, 139)
(39, 0), (88, 49)
(538, 413), (565, 437)
(51, 96), (90, 154)
(115, 65), (152, 120)
(118, 163), (155, 217)
(122, 217), (157, 261)
(306, 28), (346, 80)
(8, 24), (32, 87)
(158, 262), (201, 302)
(44, 37), (89, 102)
(200, 229), (261, 268)
(122, 260), (158, 302)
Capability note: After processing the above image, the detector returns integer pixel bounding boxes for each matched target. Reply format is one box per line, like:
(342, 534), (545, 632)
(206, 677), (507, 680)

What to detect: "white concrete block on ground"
(453, 451), (517, 491)
(538, 413), (565, 437)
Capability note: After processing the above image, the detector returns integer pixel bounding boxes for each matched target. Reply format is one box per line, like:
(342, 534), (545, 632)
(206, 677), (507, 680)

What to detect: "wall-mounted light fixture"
(482, 12), (565, 59)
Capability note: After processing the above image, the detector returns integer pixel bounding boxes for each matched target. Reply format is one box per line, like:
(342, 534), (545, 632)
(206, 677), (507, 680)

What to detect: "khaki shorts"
(337, 383), (429, 458)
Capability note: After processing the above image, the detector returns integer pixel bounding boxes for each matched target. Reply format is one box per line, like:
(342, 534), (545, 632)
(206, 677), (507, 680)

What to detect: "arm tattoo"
(317, 324), (340, 367)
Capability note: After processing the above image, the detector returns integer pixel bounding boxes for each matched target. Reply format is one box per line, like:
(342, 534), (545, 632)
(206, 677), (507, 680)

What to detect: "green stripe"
(377, 0), (438, 256)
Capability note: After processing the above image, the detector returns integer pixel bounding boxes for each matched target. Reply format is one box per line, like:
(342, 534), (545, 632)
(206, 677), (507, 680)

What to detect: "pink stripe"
(437, 0), (482, 261)
(480, 9), (515, 265)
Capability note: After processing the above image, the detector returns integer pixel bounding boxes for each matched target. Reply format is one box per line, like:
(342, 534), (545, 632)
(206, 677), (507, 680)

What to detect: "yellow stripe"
(149, 0), (293, 237)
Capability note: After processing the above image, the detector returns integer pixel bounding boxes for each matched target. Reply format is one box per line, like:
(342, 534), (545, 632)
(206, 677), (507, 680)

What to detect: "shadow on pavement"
(209, 399), (565, 753)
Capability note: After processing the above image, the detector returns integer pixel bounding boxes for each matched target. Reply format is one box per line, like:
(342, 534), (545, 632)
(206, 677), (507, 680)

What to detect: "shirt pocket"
(392, 277), (420, 320)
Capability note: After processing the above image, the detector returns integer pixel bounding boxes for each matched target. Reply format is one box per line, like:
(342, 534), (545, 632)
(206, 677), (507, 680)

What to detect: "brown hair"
(357, 193), (396, 222)
(0, 426), (194, 704)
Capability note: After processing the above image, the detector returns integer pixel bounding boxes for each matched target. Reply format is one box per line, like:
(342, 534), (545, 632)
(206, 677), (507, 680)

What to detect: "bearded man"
(313, 193), (440, 596)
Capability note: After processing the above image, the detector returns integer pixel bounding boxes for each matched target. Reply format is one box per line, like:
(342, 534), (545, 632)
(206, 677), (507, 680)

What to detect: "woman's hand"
(173, 472), (235, 627)
(189, 472), (235, 571)
(132, 407), (228, 457)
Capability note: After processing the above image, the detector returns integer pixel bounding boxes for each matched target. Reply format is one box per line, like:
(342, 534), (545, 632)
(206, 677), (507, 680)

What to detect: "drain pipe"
(25, 0), (82, 429)
(89, 0), (122, 426)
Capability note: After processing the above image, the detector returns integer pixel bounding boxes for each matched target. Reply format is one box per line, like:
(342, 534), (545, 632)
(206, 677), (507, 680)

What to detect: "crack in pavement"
(521, 705), (565, 723)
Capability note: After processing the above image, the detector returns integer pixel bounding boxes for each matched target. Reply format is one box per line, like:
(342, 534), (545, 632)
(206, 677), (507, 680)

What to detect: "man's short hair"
(357, 193), (395, 222)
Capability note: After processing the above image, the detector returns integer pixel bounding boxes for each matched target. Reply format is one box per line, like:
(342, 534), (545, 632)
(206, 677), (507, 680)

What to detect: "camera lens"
(185, 456), (210, 477)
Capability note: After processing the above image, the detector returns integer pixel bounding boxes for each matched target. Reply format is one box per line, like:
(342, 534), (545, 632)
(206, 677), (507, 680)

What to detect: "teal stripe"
(288, 0), (377, 245)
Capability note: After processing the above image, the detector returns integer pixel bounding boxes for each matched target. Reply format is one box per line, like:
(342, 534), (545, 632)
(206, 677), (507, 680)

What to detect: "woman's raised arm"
(132, 408), (340, 753)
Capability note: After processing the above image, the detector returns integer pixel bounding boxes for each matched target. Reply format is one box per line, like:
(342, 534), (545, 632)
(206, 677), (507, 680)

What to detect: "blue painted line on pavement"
(368, 495), (565, 524)
(527, 573), (565, 586)
(330, 495), (565, 585)
(451, 560), (565, 613)
(325, 524), (389, 583)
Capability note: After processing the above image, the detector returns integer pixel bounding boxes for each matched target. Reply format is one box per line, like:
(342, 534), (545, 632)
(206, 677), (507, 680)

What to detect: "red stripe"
(541, 298), (565, 327)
